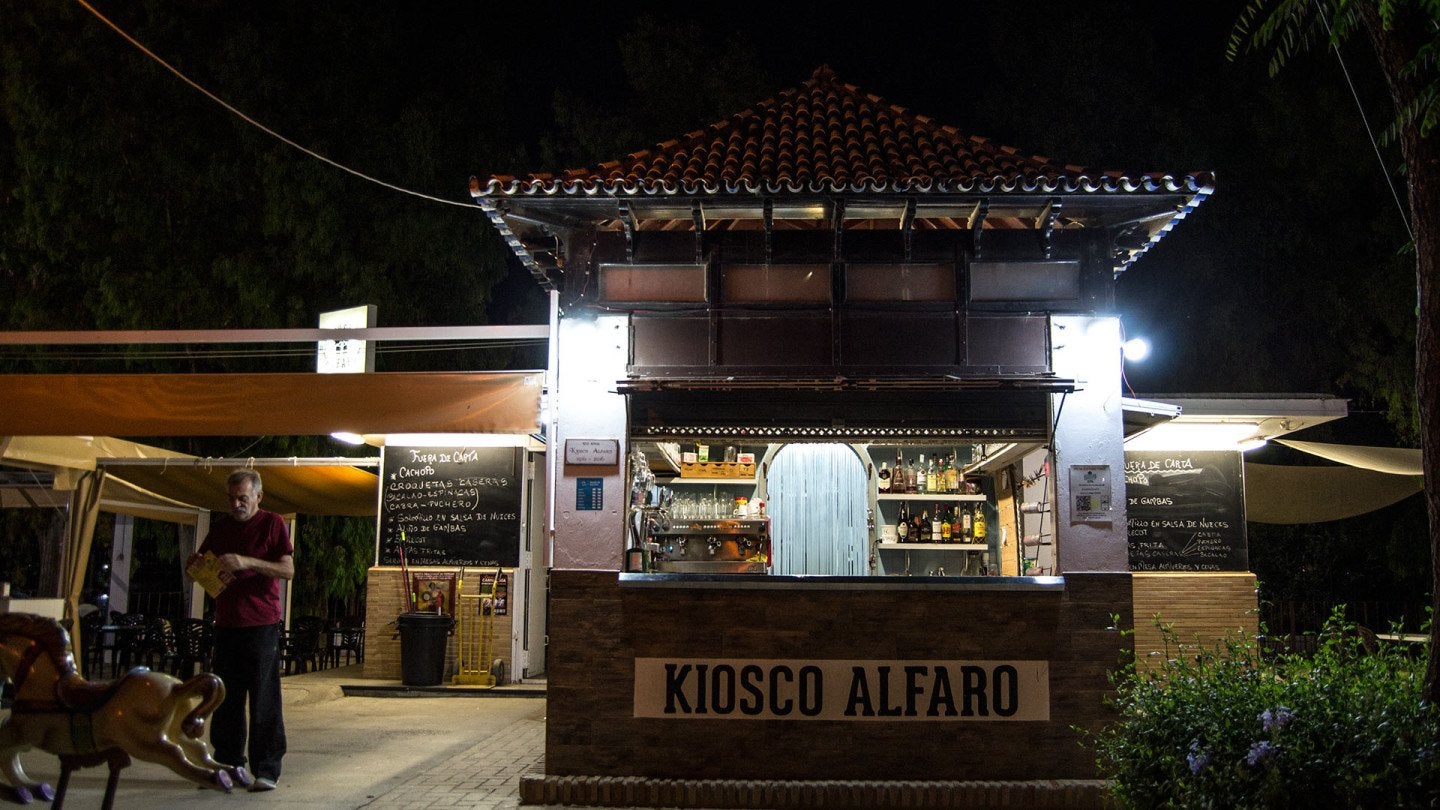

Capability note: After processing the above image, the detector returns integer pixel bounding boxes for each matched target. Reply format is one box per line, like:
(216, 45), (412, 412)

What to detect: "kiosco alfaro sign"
(634, 658), (1049, 721)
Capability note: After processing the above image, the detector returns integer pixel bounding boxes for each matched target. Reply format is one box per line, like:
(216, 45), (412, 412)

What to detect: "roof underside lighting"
(1124, 422), (1263, 452)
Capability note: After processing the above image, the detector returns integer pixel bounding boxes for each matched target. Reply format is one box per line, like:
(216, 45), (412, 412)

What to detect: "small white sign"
(317, 304), (376, 374)
(565, 438), (619, 466)
(1069, 464), (1113, 524)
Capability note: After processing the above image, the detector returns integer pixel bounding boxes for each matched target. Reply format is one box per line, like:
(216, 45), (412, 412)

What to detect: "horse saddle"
(13, 670), (140, 715)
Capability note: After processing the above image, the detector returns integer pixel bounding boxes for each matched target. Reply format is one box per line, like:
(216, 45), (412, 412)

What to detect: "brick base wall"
(544, 570), (1132, 783)
(1131, 572), (1258, 671)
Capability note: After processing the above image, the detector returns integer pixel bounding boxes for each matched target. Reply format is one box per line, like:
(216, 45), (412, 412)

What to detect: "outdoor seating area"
(78, 611), (364, 680)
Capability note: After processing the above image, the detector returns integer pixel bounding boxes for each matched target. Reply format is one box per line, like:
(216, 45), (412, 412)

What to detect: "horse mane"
(0, 613), (78, 676)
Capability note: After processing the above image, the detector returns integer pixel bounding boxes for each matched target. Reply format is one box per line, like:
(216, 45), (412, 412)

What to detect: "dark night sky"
(46, 2), (1416, 432)
(390, 2), (1405, 398)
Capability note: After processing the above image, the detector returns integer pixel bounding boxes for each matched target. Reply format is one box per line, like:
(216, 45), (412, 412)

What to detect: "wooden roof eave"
(497, 190), (1202, 235)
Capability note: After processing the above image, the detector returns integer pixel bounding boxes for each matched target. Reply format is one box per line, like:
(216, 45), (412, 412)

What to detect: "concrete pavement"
(5, 665), (549, 809)
(5, 668), (1110, 809)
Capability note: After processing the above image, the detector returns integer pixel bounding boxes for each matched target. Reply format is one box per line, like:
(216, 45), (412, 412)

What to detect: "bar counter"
(619, 572), (1065, 591)
(546, 569), (1129, 785)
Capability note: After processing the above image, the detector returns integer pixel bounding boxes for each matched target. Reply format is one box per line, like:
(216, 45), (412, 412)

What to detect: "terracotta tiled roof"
(477, 66), (1213, 198)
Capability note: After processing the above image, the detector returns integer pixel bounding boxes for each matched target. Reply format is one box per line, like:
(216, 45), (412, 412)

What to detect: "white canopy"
(1245, 440), (1424, 524)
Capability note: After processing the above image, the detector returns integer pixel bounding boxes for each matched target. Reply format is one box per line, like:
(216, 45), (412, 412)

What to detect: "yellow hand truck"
(451, 567), (501, 687)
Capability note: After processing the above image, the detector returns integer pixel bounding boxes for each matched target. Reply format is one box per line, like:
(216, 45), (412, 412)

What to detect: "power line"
(73, 0), (477, 210)
(1316, 3), (1416, 243)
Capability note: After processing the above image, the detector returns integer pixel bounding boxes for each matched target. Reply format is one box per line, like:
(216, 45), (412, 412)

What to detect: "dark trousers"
(211, 623), (286, 780)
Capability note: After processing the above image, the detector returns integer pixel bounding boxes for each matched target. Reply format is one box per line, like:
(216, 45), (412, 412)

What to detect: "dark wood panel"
(966, 314), (1050, 371)
(631, 316), (709, 368)
(840, 311), (958, 367)
(717, 314), (832, 366)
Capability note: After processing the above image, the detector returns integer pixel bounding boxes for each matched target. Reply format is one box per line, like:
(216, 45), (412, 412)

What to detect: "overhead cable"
(73, 0), (476, 210)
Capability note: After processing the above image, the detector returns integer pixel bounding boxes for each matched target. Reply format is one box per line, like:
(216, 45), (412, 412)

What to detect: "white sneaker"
(249, 777), (277, 792)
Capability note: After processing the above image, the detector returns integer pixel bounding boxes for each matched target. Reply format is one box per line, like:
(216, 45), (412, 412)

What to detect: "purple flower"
(1186, 740), (1211, 774)
(1259, 706), (1294, 733)
(1246, 740), (1277, 767)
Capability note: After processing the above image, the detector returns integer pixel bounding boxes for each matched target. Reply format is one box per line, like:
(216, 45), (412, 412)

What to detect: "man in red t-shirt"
(187, 468), (294, 793)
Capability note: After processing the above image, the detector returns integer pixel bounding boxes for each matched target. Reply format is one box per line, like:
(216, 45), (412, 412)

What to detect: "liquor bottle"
(926, 457), (938, 493)
(941, 507), (952, 542)
(878, 462), (891, 493)
(946, 455), (960, 493)
(961, 506), (972, 541)
(973, 506), (987, 542)
(915, 455), (927, 493)
(916, 508), (929, 543)
(931, 505), (942, 542)
(896, 501), (910, 543)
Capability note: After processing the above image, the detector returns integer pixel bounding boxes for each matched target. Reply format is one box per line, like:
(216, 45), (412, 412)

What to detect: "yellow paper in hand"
(186, 551), (235, 598)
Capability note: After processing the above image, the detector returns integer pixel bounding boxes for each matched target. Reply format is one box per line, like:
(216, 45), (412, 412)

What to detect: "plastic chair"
(167, 617), (213, 677)
(280, 616), (326, 675)
(139, 617), (175, 671)
(96, 613), (148, 679)
(328, 619), (365, 667)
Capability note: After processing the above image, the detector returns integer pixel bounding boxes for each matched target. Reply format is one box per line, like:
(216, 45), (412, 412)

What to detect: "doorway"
(766, 444), (868, 575)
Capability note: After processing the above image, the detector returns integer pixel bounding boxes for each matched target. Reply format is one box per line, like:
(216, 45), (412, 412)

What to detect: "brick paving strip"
(360, 705), (545, 809)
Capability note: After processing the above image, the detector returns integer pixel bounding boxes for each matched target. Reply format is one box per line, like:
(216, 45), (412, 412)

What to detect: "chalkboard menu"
(1125, 450), (1247, 571)
(378, 445), (522, 568)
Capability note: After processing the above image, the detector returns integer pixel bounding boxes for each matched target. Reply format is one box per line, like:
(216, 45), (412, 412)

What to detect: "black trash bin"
(397, 611), (454, 686)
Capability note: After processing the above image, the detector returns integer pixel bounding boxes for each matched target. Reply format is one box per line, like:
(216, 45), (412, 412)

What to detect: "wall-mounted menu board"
(1124, 450), (1247, 572)
(378, 445), (522, 568)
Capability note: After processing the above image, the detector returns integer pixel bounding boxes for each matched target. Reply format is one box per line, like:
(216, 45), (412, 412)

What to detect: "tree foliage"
(1232, 0), (1440, 702)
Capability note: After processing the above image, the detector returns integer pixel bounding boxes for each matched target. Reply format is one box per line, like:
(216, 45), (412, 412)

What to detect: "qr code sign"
(1075, 495), (1093, 512)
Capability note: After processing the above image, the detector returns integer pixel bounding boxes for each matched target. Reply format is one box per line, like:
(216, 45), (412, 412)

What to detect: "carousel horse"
(0, 613), (238, 806)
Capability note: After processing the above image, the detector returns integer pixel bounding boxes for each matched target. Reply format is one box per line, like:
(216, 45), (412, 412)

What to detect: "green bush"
(1090, 609), (1438, 808)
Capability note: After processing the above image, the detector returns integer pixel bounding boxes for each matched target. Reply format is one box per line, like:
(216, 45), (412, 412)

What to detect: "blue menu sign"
(576, 477), (604, 511)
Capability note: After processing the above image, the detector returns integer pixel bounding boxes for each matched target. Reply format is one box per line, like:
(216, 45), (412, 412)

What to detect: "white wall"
(550, 313), (630, 570)
(1049, 315), (1128, 573)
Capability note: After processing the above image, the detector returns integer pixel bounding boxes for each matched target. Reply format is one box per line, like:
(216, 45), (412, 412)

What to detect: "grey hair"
(227, 468), (263, 493)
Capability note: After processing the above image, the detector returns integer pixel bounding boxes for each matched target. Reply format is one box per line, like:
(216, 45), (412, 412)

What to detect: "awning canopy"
(2, 435), (202, 521)
(3, 435), (380, 520)
(96, 460), (379, 518)
(0, 371), (542, 436)
(1245, 440), (1424, 524)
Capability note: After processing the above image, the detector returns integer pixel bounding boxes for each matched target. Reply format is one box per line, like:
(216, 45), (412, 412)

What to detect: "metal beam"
(1037, 197), (1061, 259)
(900, 198), (917, 261)
(0, 325), (550, 346)
(971, 199), (990, 258)
(98, 457), (380, 467)
(618, 201), (637, 263)
(763, 198), (774, 264)
(692, 201), (706, 263)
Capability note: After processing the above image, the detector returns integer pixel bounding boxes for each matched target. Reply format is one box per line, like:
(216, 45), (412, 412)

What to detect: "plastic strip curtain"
(768, 444), (867, 575)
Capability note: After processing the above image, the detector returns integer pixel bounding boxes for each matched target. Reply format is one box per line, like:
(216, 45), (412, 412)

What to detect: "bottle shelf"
(877, 542), (987, 551)
(660, 478), (756, 485)
(877, 493), (985, 502)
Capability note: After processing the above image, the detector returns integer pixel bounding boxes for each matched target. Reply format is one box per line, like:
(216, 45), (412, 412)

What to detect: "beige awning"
(1245, 441), (1425, 524)
(1275, 439), (1423, 476)
(0, 371), (542, 436)
(0, 435), (191, 470)
(98, 461), (379, 517)
(2, 435), (380, 519)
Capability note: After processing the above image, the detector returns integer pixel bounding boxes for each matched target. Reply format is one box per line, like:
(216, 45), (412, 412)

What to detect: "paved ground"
(3, 665), (550, 809)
